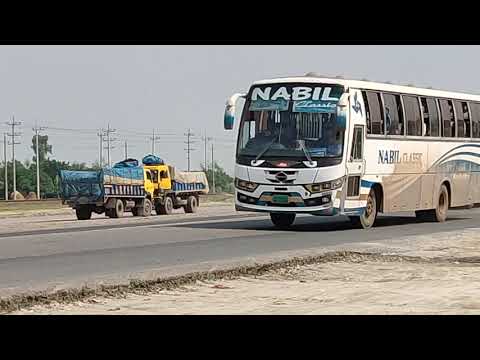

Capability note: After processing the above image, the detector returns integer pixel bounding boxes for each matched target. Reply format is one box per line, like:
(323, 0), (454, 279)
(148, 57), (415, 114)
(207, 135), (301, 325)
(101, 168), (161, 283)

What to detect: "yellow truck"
(59, 156), (209, 220)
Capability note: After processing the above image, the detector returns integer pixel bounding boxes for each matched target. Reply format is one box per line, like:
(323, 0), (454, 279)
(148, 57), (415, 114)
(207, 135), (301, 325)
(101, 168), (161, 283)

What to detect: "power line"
(184, 128), (195, 171)
(6, 116), (21, 200)
(102, 124), (116, 167)
(149, 129), (161, 156)
(202, 131), (212, 171)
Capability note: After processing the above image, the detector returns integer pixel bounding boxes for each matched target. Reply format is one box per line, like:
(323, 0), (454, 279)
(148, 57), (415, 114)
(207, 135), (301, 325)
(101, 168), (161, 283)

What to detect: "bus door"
(345, 125), (366, 205)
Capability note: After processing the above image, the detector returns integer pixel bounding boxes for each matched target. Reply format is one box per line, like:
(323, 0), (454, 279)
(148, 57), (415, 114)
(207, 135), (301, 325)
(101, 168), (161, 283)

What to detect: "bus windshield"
(237, 84), (345, 160)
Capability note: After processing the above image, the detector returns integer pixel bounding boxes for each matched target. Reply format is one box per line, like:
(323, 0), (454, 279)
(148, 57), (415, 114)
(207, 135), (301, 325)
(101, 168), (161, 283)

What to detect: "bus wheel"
(356, 189), (377, 229)
(270, 213), (296, 229)
(432, 184), (449, 222)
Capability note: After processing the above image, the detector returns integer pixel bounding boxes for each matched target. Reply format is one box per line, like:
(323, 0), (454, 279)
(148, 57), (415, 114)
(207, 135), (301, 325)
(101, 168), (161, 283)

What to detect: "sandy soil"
(13, 228), (480, 315)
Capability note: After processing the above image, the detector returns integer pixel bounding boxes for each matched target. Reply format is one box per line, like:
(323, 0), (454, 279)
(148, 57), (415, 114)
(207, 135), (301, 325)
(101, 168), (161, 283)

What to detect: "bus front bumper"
(234, 188), (341, 215)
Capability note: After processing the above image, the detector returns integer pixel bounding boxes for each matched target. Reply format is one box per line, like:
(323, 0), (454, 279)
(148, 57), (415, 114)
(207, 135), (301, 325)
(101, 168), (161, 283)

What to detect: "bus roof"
(252, 75), (480, 102)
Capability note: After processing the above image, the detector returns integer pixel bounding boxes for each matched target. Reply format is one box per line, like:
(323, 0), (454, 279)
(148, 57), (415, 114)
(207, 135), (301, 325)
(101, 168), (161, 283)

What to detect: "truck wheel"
(76, 206), (92, 220)
(270, 213), (295, 229)
(141, 199), (152, 217)
(112, 199), (124, 218)
(158, 197), (173, 215)
(184, 195), (198, 213)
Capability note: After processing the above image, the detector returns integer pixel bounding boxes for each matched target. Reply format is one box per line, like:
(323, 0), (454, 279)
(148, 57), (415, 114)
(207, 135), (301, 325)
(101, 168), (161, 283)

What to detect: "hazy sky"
(0, 45), (479, 173)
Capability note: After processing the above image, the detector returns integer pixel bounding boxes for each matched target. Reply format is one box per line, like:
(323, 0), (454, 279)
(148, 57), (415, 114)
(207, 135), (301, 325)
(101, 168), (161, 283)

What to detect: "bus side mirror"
(336, 93), (349, 130)
(224, 93), (246, 130)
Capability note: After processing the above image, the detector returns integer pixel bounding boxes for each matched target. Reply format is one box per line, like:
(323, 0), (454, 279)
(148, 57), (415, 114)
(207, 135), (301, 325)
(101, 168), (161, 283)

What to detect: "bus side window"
(421, 97), (440, 137)
(462, 102), (471, 138)
(383, 93), (404, 135)
(365, 91), (384, 135)
(350, 126), (364, 161)
(362, 91), (371, 134)
(470, 102), (480, 138)
(454, 100), (466, 138)
(403, 95), (422, 136)
(439, 99), (455, 138)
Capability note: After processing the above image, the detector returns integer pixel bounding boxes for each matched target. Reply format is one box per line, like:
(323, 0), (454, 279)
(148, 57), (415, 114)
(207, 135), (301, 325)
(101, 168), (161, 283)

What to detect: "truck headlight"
(304, 177), (344, 193)
(235, 178), (259, 192)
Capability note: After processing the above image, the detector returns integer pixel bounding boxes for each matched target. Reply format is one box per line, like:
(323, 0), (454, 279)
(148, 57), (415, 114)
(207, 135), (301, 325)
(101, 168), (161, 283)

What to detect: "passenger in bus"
(385, 107), (392, 134)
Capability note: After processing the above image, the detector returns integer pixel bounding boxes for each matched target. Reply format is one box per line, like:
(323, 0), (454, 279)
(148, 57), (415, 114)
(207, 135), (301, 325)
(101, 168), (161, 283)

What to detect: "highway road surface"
(1, 204), (480, 297)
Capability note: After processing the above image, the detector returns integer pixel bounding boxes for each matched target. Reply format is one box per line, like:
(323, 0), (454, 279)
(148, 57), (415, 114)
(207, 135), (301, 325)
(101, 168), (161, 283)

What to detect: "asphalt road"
(1, 206), (479, 297)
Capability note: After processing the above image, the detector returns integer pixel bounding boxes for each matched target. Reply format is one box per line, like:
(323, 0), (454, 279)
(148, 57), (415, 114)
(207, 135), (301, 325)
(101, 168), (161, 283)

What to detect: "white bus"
(223, 73), (480, 229)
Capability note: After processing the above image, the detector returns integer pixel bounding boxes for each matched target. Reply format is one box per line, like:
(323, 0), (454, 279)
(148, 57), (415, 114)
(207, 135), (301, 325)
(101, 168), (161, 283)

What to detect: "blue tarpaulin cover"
(59, 170), (103, 200)
(142, 155), (164, 165)
(113, 158), (139, 168)
(59, 159), (145, 201)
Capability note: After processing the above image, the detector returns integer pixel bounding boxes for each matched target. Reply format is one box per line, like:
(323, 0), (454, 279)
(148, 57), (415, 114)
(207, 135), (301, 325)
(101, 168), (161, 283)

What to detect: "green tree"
(201, 162), (234, 193)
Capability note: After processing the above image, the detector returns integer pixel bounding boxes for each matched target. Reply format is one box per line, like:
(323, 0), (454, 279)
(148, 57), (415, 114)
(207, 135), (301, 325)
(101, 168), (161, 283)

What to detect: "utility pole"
(6, 116), (21, 200)
(211, 143), (215, 194)
(184, 128), (195, 171)
(149, 129), (161, 155)
(124, 140), (128, 159)
(2, 133), (6, 200)
(102, 124), (116, 167)
(202, 131), (212, 171)
(33, 125), (46, 200)
(97, 132), (103, 167)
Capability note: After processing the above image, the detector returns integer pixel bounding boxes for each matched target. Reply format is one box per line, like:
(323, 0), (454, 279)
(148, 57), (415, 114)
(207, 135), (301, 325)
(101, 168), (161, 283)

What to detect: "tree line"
(1, 135), (234, 200)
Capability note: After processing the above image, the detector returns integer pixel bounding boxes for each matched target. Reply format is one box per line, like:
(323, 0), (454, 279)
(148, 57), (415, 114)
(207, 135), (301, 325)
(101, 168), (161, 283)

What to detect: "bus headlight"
(235, 178), (259, 192)
(304, 177), (344, 193)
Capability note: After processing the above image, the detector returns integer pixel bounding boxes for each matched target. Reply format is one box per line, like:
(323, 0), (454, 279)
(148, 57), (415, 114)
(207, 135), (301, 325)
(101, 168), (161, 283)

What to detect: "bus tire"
(76, 206), (92, 220)
(431, 184), (449, 222)
(184, 195), (198, 213)
(158, 196), (173, 215)
(112, 199), (124, 218)
(141, 199), (152, 217)
(353, 188), (377, 229)
(270, 213), (296, 229)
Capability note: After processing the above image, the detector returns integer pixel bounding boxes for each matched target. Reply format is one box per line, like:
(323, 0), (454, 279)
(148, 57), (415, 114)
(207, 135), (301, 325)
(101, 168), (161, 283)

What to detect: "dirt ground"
(13, 227), (480, 315)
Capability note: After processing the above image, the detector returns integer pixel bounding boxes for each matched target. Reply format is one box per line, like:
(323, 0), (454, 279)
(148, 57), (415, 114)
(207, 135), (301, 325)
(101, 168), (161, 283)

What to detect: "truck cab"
(144, 164), (172, 197)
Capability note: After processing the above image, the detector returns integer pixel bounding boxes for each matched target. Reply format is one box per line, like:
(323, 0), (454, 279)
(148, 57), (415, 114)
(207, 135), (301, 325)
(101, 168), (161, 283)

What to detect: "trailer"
(59, 156), (209, 220)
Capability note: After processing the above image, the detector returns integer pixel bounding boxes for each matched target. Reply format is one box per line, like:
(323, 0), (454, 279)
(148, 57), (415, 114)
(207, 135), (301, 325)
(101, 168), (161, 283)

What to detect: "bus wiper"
(298, 140), (317, 168)
(251, 137), (278, 166)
